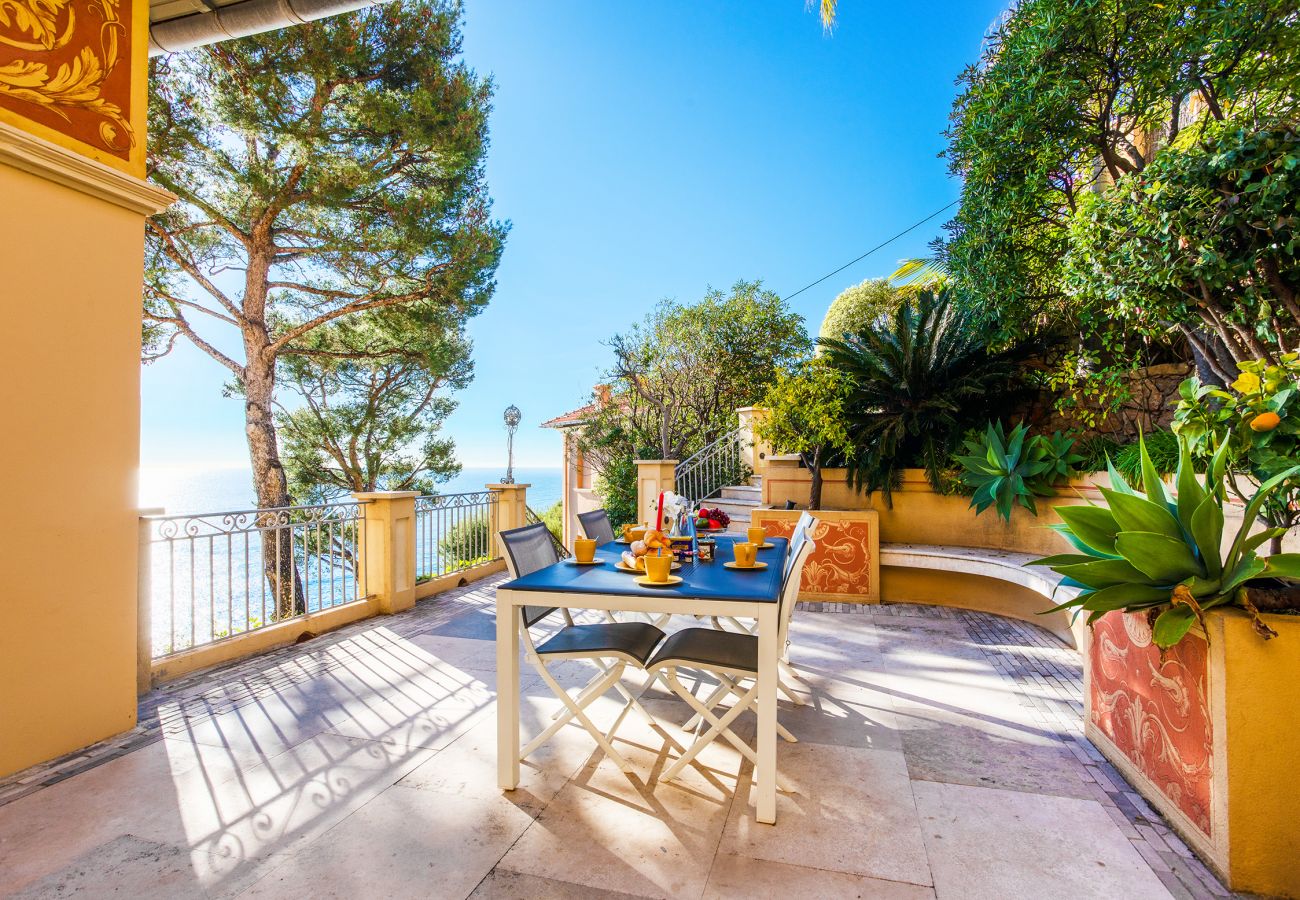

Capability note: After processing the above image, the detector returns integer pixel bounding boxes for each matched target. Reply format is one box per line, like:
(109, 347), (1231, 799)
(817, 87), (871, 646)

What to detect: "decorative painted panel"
(752, 509), (880, 603)
(0, 0), (144, 172)
(1090, 611), (1213, 836)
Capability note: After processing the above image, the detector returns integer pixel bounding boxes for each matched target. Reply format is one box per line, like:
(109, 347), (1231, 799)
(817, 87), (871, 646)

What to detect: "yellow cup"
(644, 553), (672, 583)
(734, 541), (757, 568)
(574, 538), (596, 563)
(747, 525), (767, 547)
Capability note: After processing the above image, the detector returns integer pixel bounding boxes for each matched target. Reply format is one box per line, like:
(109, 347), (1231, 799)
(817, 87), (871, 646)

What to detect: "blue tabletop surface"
(499, 535), (789, 604)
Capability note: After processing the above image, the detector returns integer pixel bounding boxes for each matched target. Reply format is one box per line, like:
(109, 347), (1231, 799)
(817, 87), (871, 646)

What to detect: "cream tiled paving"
(0, 576), (1236, 899)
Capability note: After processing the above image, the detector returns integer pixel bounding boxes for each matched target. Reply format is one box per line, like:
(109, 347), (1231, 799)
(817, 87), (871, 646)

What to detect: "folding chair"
(706, 512), (818, 707)
(646, 535), (816, 787)
(576, 508), (617, 545)
(500, 523), (665, 772)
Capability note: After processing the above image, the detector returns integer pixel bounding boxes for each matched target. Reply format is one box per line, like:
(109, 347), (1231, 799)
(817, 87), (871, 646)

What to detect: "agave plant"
(1030, 433), (1300, 648)
(957, 422), (1083, 521)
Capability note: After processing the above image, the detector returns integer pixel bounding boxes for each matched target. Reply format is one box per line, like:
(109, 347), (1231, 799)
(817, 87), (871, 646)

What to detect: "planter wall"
(1086, 609), (1300, 897)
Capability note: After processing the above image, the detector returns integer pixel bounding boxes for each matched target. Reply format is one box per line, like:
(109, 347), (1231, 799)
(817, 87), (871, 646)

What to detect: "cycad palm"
(818, 288), (1017, 503)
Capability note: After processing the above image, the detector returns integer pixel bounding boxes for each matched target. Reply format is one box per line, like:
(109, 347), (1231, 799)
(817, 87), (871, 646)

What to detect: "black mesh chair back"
(500, 522), (561, 626)
(577, 509), (616, 544)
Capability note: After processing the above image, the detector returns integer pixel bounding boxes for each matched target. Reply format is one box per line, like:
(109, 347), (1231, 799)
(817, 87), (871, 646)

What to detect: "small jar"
(697, 539), (716, 562)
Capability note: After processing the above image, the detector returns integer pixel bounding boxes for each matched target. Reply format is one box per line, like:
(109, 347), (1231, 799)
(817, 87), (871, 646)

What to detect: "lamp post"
(502, 404), (521, 484)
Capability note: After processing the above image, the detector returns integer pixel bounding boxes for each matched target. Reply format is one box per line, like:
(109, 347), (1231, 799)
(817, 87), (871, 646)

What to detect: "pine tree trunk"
(242, 242), (305, 621)
(245, 358), (305, 620)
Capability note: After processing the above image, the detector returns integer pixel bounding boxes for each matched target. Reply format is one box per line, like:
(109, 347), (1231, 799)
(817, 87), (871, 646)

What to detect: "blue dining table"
(496, 534), (789, 824)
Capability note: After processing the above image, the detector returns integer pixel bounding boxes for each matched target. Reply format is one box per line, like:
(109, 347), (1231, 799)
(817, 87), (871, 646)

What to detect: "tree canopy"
(818, 278), (901, 343)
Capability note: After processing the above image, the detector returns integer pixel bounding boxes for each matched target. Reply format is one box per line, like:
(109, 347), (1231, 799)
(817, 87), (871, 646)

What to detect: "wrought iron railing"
(144, 501), (369, 658)
(675, 427), (750, 502)
(414, 491), (500, 581)
(526, 505), (570, 559)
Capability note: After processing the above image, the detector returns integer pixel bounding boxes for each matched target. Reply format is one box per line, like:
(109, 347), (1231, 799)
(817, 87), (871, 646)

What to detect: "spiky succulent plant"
(1029, 433), (1300, 648)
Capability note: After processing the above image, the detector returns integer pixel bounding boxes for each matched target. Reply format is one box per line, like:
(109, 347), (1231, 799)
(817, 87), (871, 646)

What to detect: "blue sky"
(140, 0), (1006, 473)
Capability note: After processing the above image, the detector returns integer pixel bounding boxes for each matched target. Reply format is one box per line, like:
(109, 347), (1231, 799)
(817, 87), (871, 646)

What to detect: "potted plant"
(1030, 434), (1300, 896)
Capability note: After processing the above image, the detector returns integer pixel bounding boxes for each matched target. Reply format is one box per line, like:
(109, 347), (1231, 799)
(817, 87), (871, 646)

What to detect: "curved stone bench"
(880, 543), (1084, 648)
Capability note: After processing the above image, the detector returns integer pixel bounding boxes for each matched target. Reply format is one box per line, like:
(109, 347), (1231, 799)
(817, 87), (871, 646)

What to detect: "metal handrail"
(414, 491), (500, 579)
(526, 505), (570, 559)
(675, 427), (749, 502)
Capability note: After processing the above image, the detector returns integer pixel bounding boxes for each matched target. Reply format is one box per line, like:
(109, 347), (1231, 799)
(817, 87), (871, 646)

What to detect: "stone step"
(719, 484), (761, 501)
(699, 498), (759, 530)
(749, 474), (763, 488)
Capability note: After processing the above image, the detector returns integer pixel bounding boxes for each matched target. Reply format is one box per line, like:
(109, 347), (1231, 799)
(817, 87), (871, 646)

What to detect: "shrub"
(439, 514), (491, 571)
(1114, 429), (1179, 484)
(818, 278), (902, 342)
(539, 501), (564, 543)
(956, 422), (1082, 521)
(818, 288), (1022, 503)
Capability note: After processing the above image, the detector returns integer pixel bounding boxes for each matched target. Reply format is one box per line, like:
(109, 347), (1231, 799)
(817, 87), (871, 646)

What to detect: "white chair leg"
(684, 674), (799, 742)
(660, 670), (794, 792)
(531, 661), (636, 772)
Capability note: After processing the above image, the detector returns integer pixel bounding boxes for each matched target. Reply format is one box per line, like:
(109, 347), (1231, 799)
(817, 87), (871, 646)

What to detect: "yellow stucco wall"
(0, 161), (146, 776)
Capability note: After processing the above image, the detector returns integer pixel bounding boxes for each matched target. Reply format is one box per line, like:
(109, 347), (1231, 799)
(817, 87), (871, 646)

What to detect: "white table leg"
(497, 589), (521, 790)
(756, 602), (779, 824)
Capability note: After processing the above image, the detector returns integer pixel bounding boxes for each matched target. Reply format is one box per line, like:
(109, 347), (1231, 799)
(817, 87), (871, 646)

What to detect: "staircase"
(702, 475), (763, 534)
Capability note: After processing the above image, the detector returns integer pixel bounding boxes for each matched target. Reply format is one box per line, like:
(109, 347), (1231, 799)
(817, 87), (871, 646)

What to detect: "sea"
(139, 464), (563, 514)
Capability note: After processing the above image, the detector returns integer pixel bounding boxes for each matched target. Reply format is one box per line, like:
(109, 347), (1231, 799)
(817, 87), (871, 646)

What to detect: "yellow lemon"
(1250, 412), (1281, 432)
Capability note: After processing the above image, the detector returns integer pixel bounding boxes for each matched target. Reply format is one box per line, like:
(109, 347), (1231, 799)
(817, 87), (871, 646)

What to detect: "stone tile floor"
(0, 576), (1238, 899)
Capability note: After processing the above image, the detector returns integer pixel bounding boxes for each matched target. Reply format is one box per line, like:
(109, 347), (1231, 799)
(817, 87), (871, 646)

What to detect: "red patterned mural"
(0, 0), (136, 162)
(1090, 611), (1213, 836)
(754, 512), (877, 601)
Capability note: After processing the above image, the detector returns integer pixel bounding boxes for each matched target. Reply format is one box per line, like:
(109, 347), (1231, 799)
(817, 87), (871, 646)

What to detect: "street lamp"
(502, 404), (521, 484)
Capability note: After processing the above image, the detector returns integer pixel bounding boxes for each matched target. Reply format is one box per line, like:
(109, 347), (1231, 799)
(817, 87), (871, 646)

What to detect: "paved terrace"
(0, 576), (1233, 899)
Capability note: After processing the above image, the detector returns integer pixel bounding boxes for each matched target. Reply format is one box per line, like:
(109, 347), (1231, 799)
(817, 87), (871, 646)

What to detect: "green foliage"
(144, 0), (505, 512)
(1173, 355), (1300, 540)
(278, 314), (467, 503)
(539, 501), (564, 543)
(1074, 435), (1125, 474)
(1066, 121), (1300, 379)
(956, 422), (1082, 522)
(579, 281), (807, 517)
(818, 279), (901, 342)
(818, 288), (1021, 504)
(1030, 434), (1300, 648)
(757, 359), (854, 508)
(1113, 429), (1180, 485)
(942, 0), (1300, 408)
(439, 515), (492, 571)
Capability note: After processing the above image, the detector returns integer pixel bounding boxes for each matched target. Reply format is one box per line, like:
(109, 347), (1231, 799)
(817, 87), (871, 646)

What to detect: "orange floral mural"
(0, 0), (136, 160)
(1090, 611), (1213, 836)
(754, 513), (877, 601)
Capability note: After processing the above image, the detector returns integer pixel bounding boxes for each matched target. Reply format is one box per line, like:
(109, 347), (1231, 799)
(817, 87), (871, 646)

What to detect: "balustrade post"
(737, 406), (771, 481)
(634, 460), (677, 528)
(488, 483), (530, 558)
(137, 508), (163, 695)
(352, 491), (420, 615)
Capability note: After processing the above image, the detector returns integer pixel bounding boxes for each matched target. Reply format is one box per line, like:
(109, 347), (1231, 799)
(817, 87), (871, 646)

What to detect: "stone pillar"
(136, 509), (164, 695)
(352, 491), (420, 615)
(737, 406), (772, 480)
(634, 460), (677, 530)
(487, 483), (530, 559)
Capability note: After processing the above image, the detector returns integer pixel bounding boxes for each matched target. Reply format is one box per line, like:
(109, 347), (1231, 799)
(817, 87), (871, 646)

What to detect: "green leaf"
(1106, 456), (1135, 496)
(1055, 558), (1150, 589)
(1056, 505), (1122, 556)
(1226, 464), (1300, 565)
(1026, 553), (1101, 568)
(1262, 554), (1300, 581)
(1139, 432), (1168, 505)
(1101, 488), (1182, 541)
(1152, 605), (1197, 648)
(1114, 532), (1204, 583)
(1079, 582), (1171, 612)
(1188, 495), (1225, 578)
(1222, 557), (1268, 592)
(1174, 437), (1205, 534)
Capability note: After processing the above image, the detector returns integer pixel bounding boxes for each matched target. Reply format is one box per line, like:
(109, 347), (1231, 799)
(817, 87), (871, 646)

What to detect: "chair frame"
(647, 535), (816, 788)
(499, 523), (660, 772)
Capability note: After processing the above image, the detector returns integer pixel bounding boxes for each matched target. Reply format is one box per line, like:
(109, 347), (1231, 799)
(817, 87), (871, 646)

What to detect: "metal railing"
(414, 491), (500, 581)
(526, 505), (570, 559)
(144, 501), (369, 658)
(675, 427), (750, 502)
